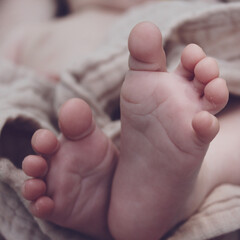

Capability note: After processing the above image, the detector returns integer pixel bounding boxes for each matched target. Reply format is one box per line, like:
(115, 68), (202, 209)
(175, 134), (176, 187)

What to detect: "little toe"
(128, 22), (167, 71)
(203, 77), (229, 114)
(58, 98), (95, 140)
(192, 111), (219, 144)
(22, 155), (48, 178)
(30, 196), (54, 219)
(193, 57), (219, 94)
(32, 129), (59, 155)
(22, 179), (46, 201)
(176, 43), (206, 78)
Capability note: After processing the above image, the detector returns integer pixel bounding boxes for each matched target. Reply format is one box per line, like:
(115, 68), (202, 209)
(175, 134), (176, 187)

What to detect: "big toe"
(58, 98), (95, 140)
(128, 22), (167, 71)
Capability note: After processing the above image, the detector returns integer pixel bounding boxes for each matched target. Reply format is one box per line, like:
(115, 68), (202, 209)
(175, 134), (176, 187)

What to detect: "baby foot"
(109, 22), (229, 240)
(22, 98), (118, 240)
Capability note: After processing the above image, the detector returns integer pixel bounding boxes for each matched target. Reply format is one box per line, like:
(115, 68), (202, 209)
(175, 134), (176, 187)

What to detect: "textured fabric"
(0, 1), (240, 239)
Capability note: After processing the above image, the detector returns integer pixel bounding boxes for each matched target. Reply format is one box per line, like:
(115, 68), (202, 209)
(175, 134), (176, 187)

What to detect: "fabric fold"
(1, 1), (240, 239)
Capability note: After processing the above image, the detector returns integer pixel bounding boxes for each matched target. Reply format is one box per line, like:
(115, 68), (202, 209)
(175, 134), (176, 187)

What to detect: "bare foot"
(22, 98), (118, 240)
(108, 22), (229, 240)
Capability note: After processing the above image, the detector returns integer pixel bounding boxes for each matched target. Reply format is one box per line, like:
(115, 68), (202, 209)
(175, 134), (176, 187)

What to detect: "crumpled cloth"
(0, 1), (240, 239)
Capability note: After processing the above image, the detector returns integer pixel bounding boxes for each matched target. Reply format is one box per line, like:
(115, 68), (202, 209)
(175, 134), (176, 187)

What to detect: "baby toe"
(192, 111), (220, 144)
(193, 57), (219, 94)
(58, 98), (95, 140)
(22, 155), (48, 178)
(176, 43), (206, 78)
(128, 22), (166, 71)
(22, 179), (46, 201)
(203, 77), (229, 114)
(32, 129), (59, 155)
(30, 196), (54, 219)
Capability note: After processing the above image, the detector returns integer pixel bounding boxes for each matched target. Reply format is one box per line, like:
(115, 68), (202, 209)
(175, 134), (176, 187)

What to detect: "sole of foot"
(109, 22), (228, 240)
(22, 98), (118, 240)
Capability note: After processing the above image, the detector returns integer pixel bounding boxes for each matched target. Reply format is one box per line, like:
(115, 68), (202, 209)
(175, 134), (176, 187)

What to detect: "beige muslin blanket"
(0, 1), (240, 239)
